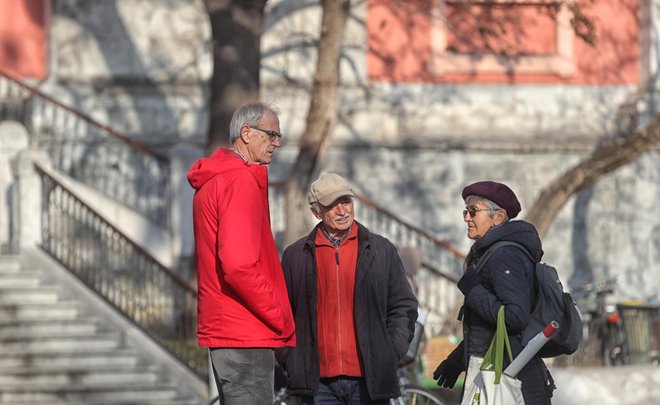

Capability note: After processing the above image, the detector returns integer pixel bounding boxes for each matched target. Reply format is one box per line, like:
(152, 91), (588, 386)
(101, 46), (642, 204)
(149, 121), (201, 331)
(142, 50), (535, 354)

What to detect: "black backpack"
(475, 241), (582, 357)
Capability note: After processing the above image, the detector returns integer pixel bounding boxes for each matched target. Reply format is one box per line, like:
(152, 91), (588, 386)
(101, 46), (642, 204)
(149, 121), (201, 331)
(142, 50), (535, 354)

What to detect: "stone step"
(0, 350), (140, 370)
(0, 383), (186, 403)
(0, 252), (205, 404)
(0, 366), (160, 386)
(0, 333), (121, 353)
(0, 318), (98, 338)
(0, 257), (20, 273)
(0, 271), (41, 288)
(0, 302), (80, 320)
(0, 287), (59, 304)
(0, 400), (202, 405)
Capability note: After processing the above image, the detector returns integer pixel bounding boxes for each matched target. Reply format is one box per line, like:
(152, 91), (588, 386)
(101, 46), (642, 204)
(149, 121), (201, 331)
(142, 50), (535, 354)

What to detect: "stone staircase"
(0, 253), (205, 405)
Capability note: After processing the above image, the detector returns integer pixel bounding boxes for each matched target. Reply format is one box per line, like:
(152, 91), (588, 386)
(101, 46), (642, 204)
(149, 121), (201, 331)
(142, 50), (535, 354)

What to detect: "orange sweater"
(314, 225), (363, 378)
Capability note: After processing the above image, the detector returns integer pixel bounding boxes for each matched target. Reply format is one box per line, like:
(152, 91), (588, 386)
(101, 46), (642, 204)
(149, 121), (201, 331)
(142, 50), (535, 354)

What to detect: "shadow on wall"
(570, 184), (595, 289)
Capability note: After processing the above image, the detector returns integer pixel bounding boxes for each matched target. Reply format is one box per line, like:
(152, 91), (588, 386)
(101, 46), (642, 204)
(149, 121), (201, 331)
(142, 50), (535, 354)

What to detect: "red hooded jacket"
(187, 148), (295, 348)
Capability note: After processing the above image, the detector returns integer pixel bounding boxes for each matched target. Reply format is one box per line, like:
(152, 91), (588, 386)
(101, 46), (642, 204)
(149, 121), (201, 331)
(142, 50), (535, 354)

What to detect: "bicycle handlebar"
(573, 277), (618, 296)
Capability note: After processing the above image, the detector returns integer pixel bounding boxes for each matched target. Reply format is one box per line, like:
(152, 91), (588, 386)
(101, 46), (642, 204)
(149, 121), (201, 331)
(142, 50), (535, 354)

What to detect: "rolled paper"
(504, 321), (559, 377)
(417, 307), (429, 325)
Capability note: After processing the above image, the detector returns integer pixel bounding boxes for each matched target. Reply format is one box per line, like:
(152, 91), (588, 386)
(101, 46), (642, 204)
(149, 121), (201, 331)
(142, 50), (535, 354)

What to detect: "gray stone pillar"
(642, 0), (660, 84)
(0, 121), (29, 253)
(639, 0), (660, 126)
(11, 149), (50, 251)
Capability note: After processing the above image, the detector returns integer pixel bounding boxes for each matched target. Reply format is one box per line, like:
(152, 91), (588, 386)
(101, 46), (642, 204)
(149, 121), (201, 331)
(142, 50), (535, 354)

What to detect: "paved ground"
(550, 364), (660, 404)
(429, 364), (660, 405)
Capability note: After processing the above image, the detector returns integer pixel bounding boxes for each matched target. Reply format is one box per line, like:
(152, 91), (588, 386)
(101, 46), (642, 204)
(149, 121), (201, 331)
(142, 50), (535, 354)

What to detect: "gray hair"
(229, 102), (279, 144)
(465, 195), (510, 222)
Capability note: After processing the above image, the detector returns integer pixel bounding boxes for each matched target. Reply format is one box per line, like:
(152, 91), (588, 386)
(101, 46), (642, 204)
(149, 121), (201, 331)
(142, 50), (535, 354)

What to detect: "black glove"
(457, 266), (481, 295)
(433, 348), (464, 388)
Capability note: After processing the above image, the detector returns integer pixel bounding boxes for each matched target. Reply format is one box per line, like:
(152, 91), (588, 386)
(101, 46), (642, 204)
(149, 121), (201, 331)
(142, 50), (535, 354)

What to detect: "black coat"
(277, 222), (418, 400)
(455, 220), (553, 404)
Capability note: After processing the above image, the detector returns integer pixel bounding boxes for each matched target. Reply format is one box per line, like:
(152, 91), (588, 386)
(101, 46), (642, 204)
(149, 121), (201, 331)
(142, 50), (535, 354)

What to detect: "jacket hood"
(472, 220), (544, 262)
(187, 147), (267, 190)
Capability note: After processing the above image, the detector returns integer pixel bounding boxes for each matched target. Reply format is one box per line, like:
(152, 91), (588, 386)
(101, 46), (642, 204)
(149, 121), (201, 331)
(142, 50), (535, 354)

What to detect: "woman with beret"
(432, 181), (554, 404)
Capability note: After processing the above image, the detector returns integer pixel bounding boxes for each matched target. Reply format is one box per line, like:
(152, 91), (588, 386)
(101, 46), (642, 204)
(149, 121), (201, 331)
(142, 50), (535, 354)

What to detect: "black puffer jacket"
(276, 222), (418, 400)
(455, 220), (553, 404)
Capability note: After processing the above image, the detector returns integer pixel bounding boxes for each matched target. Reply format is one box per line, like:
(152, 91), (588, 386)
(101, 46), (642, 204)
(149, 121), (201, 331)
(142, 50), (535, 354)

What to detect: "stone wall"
(48, 0), (212, 147)
(258, 0), (660, 301)
(321, 147), (660, 302)
(36, 0), (660, 301)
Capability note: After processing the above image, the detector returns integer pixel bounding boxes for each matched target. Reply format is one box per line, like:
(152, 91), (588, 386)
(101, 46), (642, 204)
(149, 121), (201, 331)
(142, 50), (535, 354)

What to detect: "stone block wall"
(31, 0), (660, 302)
(48, 0), (212, 147)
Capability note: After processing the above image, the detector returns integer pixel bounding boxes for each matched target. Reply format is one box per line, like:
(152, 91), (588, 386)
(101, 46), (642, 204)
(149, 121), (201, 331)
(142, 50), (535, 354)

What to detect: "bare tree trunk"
(283, 0), (351, 246)
(526, 115), (660, 237)
(204, 0), (266, 155)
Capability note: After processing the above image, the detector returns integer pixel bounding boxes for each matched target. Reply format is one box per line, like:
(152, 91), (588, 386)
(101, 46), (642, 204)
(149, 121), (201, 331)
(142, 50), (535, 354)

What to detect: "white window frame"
(428, 0), (576, 77)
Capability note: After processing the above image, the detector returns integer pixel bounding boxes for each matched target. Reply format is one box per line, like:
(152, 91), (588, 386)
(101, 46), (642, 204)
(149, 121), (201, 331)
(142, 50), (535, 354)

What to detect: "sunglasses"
(249, 125), (282, 142)
(463, 207), (491, 218)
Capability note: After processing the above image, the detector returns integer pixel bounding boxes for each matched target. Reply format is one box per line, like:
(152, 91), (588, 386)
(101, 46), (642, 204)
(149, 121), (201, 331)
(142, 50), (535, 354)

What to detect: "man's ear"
(239, 125), (251, 144)
(310, 207), (321, 220)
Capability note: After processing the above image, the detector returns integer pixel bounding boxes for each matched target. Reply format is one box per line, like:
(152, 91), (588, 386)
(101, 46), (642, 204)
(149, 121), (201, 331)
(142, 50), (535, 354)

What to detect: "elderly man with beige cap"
(277, 173), (418, 405)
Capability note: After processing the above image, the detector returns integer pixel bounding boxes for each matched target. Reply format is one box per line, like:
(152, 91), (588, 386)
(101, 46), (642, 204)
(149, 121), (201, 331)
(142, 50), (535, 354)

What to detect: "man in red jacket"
(188, 102), (295, 404)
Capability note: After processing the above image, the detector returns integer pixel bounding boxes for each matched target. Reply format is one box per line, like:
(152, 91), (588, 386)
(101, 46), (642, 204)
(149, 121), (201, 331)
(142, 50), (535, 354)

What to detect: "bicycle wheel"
(391, 385), (446, 405)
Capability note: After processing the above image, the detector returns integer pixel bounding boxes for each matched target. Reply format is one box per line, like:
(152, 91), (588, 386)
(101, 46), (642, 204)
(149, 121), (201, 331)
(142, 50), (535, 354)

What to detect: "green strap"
(481, 306), (514, 384)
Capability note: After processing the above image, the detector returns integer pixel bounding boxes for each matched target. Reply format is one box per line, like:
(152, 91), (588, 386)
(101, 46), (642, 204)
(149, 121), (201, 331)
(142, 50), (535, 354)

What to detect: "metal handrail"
(0, 68), (170, 224)
(354, 193), (464, 334)
(36, 163), (207, 379)
(268, 182), (465, 334)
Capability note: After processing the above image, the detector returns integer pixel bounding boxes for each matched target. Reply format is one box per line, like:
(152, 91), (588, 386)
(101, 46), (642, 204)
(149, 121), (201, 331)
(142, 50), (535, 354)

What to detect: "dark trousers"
(210, 347), (275, 405)
(298, 376), (389, 405)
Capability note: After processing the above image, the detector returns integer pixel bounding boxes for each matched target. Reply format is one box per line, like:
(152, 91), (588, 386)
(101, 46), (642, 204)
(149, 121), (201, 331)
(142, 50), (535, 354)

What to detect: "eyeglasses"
(463, 207), (491, 218)
(249, 126), (282, 142)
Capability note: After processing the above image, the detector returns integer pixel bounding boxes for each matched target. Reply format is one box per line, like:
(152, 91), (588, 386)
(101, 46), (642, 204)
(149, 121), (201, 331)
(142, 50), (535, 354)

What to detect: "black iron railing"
(37, 164), (206, 379)
(268, 183), (465, 335)
(0, 69), (170, 224)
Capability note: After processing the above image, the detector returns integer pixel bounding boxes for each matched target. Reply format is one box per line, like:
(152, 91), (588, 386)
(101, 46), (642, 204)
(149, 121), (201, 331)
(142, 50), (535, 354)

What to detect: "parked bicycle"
(573, 277), (626, 366)
(390, 307), (445, 404)
(389, 366), (445, 405)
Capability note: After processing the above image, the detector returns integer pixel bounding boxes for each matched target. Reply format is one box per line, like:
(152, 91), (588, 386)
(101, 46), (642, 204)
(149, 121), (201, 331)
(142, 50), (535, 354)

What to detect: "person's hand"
(457, 265), (481, 295)
(434, 344), (465, 388)
(433, 354), (463, 388)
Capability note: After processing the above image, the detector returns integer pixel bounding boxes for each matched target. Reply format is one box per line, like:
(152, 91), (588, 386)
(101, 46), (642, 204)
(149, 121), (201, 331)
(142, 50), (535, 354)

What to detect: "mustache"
(334, 214), (351, 221)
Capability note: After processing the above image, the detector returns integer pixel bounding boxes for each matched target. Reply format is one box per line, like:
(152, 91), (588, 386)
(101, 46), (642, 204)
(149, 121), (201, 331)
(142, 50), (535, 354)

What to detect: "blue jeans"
(298, 376), (389, 405)
(210, 348), (274, 405)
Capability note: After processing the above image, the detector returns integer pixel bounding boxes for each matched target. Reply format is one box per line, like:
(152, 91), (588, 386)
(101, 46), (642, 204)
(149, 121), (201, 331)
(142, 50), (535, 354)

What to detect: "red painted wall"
(367, 0), (639, 85)
(0, 0), (49, 79)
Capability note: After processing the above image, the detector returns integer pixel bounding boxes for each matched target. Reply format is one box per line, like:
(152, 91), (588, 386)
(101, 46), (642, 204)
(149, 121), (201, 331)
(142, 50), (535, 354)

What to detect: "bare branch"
(526, 115), (660, 237)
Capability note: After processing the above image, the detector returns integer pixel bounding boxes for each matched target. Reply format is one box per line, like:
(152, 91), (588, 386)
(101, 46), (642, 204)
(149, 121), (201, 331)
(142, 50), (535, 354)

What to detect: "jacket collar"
(304, 221), (370, 251)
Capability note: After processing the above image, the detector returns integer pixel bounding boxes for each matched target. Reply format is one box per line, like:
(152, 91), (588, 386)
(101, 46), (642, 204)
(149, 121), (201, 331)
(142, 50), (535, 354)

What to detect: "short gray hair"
(229, 102), (279, 144)
(465, 195), (509, 222)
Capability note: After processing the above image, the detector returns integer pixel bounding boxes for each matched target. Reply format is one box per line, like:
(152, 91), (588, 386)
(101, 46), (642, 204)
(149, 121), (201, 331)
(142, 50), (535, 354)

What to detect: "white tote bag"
(461, 307), (525, 405)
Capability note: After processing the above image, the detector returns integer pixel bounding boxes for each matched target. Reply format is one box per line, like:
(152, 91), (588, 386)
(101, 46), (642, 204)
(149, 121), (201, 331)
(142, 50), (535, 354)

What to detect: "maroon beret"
(462, 181), (521, 219)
